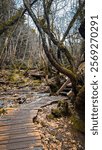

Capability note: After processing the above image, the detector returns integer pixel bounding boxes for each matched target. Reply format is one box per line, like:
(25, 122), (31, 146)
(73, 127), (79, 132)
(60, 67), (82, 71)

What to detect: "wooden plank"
(0, 124), (36, 134)
(0, 132), (40, 142)
(0, 119), (33, 126)
(0, 129), (39, 137)
(1, 111), (34, 117)
(56, 78), (71, 95)
(0, 134), (40, 145)
(0, 139), (41, 150)
(1, 95), (64, 149)
(0, 113), (37, 122)
(0, 123), (34, 131)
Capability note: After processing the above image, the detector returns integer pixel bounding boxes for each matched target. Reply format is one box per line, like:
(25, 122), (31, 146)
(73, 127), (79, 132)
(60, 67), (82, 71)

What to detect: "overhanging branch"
(0, 0), (38, 35)
(23, 0), (77, 94)
(61, 1), (85, 42)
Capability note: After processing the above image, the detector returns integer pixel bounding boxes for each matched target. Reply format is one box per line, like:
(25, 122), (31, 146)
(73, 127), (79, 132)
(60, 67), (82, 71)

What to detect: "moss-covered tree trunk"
(23, 0), (85, 120)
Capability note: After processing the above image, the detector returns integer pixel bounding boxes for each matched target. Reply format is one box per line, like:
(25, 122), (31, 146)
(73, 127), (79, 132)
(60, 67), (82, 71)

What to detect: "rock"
(51, 108), (62, 118)
(50, 100), (71, 118)
(57, 100), (71, 116)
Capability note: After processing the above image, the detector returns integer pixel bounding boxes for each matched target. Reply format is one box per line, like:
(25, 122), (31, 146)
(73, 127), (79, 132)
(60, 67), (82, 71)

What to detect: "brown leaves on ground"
(33, 104), (85, 150)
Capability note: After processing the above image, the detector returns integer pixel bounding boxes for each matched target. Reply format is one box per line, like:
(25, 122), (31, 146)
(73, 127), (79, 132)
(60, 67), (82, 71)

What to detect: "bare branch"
(61, 1), (85, 42)
(23, 0), (77, 93)
(0, 0), (38, 35)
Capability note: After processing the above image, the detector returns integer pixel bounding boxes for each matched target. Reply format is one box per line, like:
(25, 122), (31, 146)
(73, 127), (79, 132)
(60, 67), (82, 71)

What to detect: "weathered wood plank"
(0, 119), (33, 126)
(56, 78), (71, 95)
(0, 134), (41, 145)
(0, 129), (39, 137)
(0, 139), (41, 150)
(0, 132), (41, 142)
(0, 123), (34, 131)
(0, 95), (66, 149)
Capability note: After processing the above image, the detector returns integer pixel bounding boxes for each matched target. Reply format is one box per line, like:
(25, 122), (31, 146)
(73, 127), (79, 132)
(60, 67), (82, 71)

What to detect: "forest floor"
(0, 69), (85, 150)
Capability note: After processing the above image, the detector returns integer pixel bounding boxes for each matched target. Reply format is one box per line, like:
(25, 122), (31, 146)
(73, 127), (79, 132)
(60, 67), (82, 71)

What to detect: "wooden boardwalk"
(0, 95), (65, 150)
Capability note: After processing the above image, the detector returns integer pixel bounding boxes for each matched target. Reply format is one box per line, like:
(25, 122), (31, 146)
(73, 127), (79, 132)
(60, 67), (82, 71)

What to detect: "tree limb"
(0, 0), (38, 35)
(61, 1), (85, 42)
(23, 0), (77, 94)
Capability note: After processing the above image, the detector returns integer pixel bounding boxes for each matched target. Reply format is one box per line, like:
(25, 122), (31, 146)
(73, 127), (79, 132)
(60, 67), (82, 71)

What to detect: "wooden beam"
(56, 78), (71, 95)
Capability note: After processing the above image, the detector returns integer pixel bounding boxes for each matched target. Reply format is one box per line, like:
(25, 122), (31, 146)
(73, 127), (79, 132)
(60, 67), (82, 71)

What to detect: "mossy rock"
(70, 115), (85, 133)
(51, 100), (71, 118)
(58, 100), (71, 116)
(51, 108), (62, 118)
(58, 100), (65, 106)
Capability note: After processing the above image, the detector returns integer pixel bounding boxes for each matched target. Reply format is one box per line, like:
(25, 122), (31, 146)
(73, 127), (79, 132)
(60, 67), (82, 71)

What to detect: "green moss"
(77, 85), (85, 99)
(70, 115), (85, 133)
(32, 80), (41, 86)
(8, 70), (28, 84)
(39, 18), (45, 26)
(0, 109), (7, 116)
(51, 108), (62, 118)
(0, 10), (22, 30)
(47, 114), (55, 119)
(9, 73), (20, 82)
(49, 100), (71, 118)
(58, 100), (71, 116)
(58, 100), (65, 107)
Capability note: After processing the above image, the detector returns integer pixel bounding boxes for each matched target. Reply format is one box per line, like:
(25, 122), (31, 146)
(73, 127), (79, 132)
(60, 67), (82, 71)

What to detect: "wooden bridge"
(0, 95), (65, 150)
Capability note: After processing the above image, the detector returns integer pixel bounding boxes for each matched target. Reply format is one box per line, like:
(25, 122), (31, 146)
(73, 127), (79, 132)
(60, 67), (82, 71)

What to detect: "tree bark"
(0, 0), (38, 35)
(23, 0), (83, 94)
